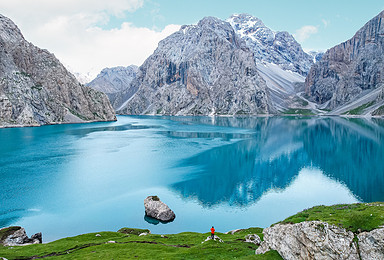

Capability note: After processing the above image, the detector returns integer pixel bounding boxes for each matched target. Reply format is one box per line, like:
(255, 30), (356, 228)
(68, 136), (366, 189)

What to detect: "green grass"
(282, 108), (315, 115)
(344, 101), (375, 115)
(3, 203), (383, 259)
(280, 202), (384, 233)
(0, 228), (282, 259)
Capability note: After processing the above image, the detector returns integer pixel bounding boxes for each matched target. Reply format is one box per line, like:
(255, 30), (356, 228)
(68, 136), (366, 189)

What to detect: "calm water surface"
(1, 116), (384, 241)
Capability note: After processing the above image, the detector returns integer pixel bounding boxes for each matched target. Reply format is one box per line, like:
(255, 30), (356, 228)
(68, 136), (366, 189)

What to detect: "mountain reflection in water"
(170, 117), (384, 206)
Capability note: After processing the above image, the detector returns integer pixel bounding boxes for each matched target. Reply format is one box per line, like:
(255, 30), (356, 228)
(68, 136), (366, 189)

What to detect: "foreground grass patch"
(0, 228), (282, 259)
(280, 202), (384, 232)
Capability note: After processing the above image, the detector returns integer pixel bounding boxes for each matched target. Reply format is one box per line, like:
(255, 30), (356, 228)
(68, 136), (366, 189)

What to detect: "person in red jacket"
(210, 226), (215, 239)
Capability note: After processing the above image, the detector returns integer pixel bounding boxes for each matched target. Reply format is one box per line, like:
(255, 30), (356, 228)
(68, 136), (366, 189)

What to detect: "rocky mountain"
(228, 14), (313, 76)
(117, 17), (271, 116)
(87, 65), (138, 108)
(305, 10), (384, 116)
(226, 14), (313, 112)
(0, 14), (116, 127)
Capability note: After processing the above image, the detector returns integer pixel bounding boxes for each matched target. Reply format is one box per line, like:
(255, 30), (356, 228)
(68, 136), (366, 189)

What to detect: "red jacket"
(210, 228), (215, 234)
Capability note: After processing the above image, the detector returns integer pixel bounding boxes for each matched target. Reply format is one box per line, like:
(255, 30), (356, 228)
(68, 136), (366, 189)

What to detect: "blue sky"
(1, 0), (383, 78)
(107, 0), (384, 51)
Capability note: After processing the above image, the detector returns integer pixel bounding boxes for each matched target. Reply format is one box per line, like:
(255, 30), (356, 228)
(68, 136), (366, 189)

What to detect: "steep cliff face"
(305, 10), (384, 114)
(87, 65), (138, 108)
(117, 17), (271, 116)
(0, 14), (116, 127)
(228, 14), (313, 76)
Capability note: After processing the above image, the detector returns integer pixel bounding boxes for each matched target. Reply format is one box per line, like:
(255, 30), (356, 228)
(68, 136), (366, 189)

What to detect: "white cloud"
(0, 0), (180, 79)
(294, 25), (318, 42)
(321, 19), (330, 28)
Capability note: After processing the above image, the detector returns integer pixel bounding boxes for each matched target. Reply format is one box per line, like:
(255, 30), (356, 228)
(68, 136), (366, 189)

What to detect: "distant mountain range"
(2, 9), (383, 126)
(0, 14), (116, 127)
(90, 14), (321, 114)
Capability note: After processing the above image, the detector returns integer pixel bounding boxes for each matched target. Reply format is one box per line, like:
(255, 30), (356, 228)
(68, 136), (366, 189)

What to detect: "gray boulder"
(256, 221), (384, 260)
(245, 234), (261, 245)
(358, 227), (384, 259)
(0, 226), (42, 246)
(144, 196), (175, 222)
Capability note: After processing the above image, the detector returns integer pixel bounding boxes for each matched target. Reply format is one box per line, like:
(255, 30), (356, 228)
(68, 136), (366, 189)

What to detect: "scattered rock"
(0, 226), (42, 246)
(1, 257), (8, 260)
(118, 228), (150, 235)
(202, 235), (223, 243)
(244, 234), (261, 246)
(144, 196), (175, 222)
(107, 241), (116, 243)
(139, 233), (148, 237)
(225, 229), (243, 234)
(95, 234), (101, 237)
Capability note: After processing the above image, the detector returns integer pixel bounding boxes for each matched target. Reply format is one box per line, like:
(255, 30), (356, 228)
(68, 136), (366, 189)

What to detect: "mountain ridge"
(0, 14), (116, 127)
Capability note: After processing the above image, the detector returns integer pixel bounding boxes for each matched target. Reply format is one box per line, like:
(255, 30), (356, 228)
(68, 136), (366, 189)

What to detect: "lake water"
(1, 116), (384, 242)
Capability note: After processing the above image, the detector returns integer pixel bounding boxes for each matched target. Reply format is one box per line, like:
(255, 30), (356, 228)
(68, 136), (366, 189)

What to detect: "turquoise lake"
(1, 116), (384, 242)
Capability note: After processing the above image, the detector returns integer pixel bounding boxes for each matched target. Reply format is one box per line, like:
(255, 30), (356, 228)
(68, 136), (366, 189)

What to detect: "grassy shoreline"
(1, 202), (383, 259)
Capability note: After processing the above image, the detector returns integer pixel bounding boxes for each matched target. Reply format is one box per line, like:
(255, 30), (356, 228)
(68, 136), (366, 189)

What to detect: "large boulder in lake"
(0, 226), (42, 246)
(144, 196), (175, 222)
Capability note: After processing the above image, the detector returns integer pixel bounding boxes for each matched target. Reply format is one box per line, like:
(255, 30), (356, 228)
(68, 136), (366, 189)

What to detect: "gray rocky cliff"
(117, 16), (271, 116)
(87, 65), (138, 108)
(305, 10), (384, 114)
(0, 226), (42, 246)
(0, 14), (116, 127)
(256, 221), (384, 260)
(228, 14), (313, 76)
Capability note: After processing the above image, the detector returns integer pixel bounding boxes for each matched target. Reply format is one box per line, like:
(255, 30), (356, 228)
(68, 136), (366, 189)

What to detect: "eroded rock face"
(0, 14), (116, 127)
(257, 222), (384, 260)
(117, 16), (270, 116)
(305, 10), (384, 111)
(144, 196), (175, 222)
(0, 226), (42, 246)
(256, 221), (359, 260)
(358, 227), (384, 259)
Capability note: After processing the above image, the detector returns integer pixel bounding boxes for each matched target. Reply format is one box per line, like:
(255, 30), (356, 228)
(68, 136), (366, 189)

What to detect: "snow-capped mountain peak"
(227, 13), (313, 76)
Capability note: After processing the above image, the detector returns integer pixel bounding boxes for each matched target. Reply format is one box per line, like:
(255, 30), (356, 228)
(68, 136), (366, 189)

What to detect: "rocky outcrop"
(245, 234), (261, 245)
(144, 196), (175, 222)
(358, 228), (384, 259)
(305, 10), (384, 114)
(0, 226), (42, 246)
(117, 16), (271, 116)
(256, 221), (384, 260)
(0, 14), (116, 127)
(87, 65), (138, 108)
(228, 14), (313, 76)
